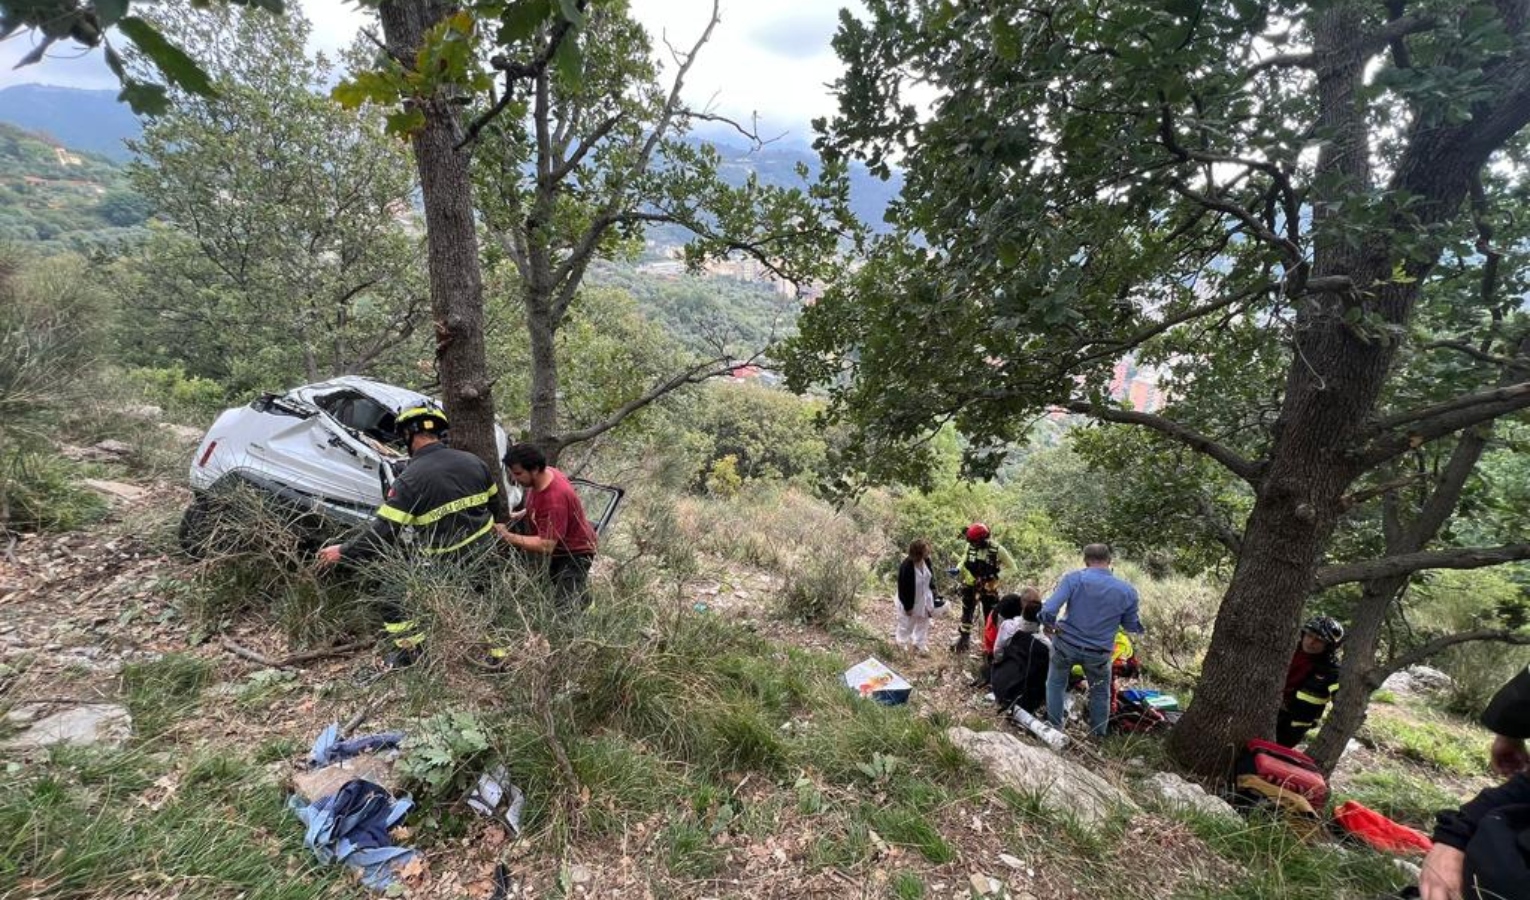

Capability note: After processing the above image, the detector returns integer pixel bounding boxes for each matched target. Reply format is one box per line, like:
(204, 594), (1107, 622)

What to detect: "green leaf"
(332, 70), (401, 108)
(991, 18), (1019, 62)
(117, 16), (217, 97)
(497, 0), (553, 44)
(386, 107), (426, 135)
(553, 32), (582, 85)
(103, 43), (127, 81)
(95, 0), (130, 28)
(118, 80), (170, 115)
(557, 0), (586, 27)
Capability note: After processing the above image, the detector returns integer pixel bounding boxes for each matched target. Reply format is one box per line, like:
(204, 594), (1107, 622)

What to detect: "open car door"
(571, 478), (624, 535)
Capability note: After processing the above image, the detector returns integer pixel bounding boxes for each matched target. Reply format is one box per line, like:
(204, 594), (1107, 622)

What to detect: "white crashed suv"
(180, 376), (621, 555)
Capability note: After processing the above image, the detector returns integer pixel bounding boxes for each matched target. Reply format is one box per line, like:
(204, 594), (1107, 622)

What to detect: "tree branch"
(1315, 542), (1530, 588)
(1194, 492), (1243, 556)
(1339, 472), (1426, 510)
(547, 350), (759, 453)
(1061, 401), (1264, 484)
(1168, 178), (1302, 262)
(1368, 629), (1530, 687)
(544, 0), (721, 315)
(1360, 381), (1530, 465)
(1422, 339), (1513, 367)
(458, 0), (590, 149)
(546, 112), (626, 184)
(1244, 14), (1437, 75)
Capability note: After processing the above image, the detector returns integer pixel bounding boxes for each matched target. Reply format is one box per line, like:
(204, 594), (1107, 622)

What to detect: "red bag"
(1333, 800), (1433, 855)
(982, 612), (999, 656)
(1235, 738), (1330, 808)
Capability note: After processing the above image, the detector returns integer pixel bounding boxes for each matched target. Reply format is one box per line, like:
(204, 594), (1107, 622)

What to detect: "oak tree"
(785, 0), (1530, 775)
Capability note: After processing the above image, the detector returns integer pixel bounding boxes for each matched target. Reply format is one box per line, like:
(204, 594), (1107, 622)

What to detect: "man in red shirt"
(495, 443), (599, 610)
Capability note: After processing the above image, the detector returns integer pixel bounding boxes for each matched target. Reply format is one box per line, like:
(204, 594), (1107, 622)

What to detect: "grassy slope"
(0, 474), (1503, 900)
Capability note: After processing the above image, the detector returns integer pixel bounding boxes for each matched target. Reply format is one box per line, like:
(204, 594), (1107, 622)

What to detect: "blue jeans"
(1046, 639), (1112, 737)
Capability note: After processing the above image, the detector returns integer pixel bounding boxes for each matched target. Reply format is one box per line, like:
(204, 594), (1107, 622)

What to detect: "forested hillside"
(0, 123), (150, 249)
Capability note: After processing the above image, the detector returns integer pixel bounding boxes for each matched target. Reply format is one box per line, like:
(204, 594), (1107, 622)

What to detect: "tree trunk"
(527, 305), (561, 462)
(378, 0), (507, 514)
(1166, 3), (1393, 776)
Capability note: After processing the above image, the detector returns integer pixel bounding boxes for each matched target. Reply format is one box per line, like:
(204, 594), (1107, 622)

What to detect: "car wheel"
(177, 494), (232, 559)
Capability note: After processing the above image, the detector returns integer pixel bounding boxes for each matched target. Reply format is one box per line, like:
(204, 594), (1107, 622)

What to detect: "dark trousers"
(548, 553), (595, 611)
(1275, 709), (1309, 748)
(958, 585), (997, 636)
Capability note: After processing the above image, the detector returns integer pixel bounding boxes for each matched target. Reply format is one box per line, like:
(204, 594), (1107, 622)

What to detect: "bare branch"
(1369, 629), (1530, 687)
(548, 349), (759, 453)
(1168, 178), (1302, 262)
(1061, 401), (1265, 484)
(1339, 472), (1426, 511)
(1245, 14), (1438, 75)
(1315, 542), (1530, 588)
(1423, 339), (1513, 367)
(1359, 380), (1530, 465)
(680, 107), (788, 146)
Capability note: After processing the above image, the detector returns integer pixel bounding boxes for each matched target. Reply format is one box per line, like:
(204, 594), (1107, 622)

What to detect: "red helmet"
(965, 523), (990, 542)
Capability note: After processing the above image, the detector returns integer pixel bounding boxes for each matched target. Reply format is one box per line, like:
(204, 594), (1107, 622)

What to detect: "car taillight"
(198, 441), (218, 467)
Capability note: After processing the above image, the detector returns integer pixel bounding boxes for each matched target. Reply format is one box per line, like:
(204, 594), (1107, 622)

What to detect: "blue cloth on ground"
(308, 721), (405, 767)
(288, 777), (415, 890)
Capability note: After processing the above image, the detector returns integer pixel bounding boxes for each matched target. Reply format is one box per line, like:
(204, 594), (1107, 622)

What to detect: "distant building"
(52, 147), (83, 167)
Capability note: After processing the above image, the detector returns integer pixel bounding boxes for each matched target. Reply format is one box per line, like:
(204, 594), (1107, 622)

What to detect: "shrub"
(397, 710), (493, 802)
(122, 365), (229, 423)
(778, 550), (867, 627)
(704, 453), (743, 497)
(1, 452), (107, 532)
(0, 249), (112, 534)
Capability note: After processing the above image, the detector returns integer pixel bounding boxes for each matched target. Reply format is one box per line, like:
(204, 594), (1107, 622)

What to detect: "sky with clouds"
(0, 0), (858, 142)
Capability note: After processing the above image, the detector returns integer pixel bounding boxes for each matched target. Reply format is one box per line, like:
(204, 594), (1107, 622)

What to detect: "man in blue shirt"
(1040, 543), (1144, 737)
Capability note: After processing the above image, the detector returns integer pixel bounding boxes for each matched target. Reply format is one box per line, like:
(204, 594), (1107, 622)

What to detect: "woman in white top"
(895, 539), (938, 653)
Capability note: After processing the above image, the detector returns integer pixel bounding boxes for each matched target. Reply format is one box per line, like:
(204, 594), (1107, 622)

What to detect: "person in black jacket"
(1417, 664), (1530, 900)
(316, 406), (498, 565)
(895, 539), (939, 654)
(1276, 616), (1344, 747)
(991, 594), (1051, 715)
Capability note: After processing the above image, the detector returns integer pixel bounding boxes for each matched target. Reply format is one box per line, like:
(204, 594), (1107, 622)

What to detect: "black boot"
(950, 631), (970, 653)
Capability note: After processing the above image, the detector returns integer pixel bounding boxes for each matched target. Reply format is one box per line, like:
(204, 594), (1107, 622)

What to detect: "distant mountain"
(0, 85), (142, 162)
(706, 137), (902, 233)
(0, 86), (901, 233)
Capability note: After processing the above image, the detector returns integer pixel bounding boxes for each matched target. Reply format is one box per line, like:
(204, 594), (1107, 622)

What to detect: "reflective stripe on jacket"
(1282, 648), (1340, 729)
(342, 442), (497, 559)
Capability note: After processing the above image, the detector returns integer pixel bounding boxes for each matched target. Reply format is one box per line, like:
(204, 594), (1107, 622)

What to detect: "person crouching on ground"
(994, 587), (1042, 658)
(895, 539), (938, 655)
(991, 593), (1051, 715)
(976, 592), (1027, 687)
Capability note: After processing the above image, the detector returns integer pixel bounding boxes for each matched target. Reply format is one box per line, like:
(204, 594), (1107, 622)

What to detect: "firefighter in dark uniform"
(950, 523), (1017, 654)
(316, 406), (498, 656)
(1276, 615), (1344, 747)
